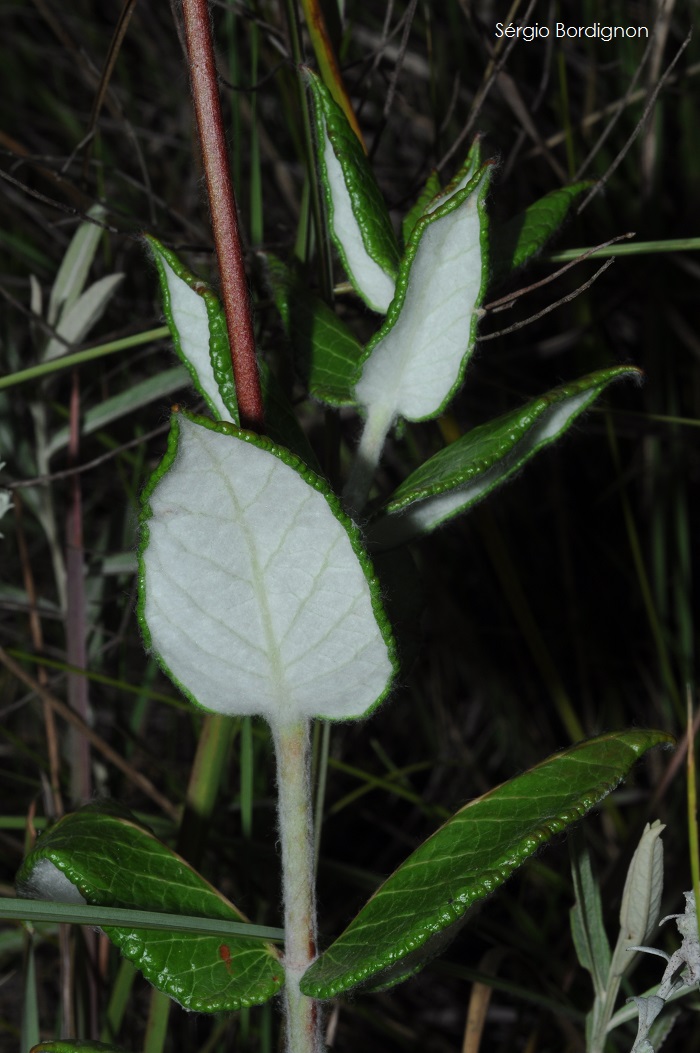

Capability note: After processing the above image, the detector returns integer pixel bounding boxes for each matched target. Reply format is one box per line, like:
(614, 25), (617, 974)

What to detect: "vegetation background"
(0, 0), (698, 1050)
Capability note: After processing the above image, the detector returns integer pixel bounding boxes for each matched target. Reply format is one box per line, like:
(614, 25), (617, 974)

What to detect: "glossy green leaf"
(16, 805), (283, 1012)
(369, 367), (640, 547)
(139, 412), (396, 723)
(354, 157), (491, 436)
(264, 253), (362, 406)
(147, 237), (239, 424)
(300, 730), (673, 999)
(490, 181), (590, 283)
(306, 68), (400, 313)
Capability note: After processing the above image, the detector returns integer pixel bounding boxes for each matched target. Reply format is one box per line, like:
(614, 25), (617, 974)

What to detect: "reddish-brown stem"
(181, 0), (264, 432)
(14, 494), (63, 818)
(66, 368), (92, 806)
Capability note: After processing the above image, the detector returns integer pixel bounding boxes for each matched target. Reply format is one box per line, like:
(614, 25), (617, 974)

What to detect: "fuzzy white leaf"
(152, 248), (234, 423)
(355, 166), (490, 426)
(140, 415), (394, 725)
(44, 274), (124, 361)
(18, 857), (86, 905)
(305, 69), (399, 314)
(321, 128), (396, 313)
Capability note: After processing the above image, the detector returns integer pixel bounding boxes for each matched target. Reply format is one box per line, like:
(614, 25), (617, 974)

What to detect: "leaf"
(645, 1005), (681, 1052)
(146, 237), (239, 424)
(368, 367), (641, 547)
(401, 170), (442, 247)
(569, 834), (611, 1000)
(629, 994), (666, 1053)
(44, 274), (124, 362)
(611, 820), (665, 977)
(306, 68), (400, 313)
(149, 243), (316, 466)
(299, 730), (673, 999)
(138, 412), (396, 723)
(263, 253), (362, 406)
(47, 205), (106, 327)
(16, 805), (283, 1012)
(490, 182), (590, 283)
(354, 157), (491, 433)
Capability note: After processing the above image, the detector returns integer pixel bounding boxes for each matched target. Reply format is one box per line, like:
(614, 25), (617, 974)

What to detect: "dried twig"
(479, 258), (616, 341)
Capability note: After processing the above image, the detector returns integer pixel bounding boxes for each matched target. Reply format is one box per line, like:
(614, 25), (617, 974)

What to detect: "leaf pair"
(17, 732), (672, 1011)
(309, 71), (493, 491)
(33, 205), (123, 363)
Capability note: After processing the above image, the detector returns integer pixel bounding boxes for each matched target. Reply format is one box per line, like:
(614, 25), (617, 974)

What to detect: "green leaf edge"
(305, 69), (401, 294)
(379, 366), (641, 520)
(401, 170), (442, 247)
(137, 411), (399, 722)
(145, 236), (240, 425)
(300, 729), (674, 999)
(356, 157), (493, 423)
(399, 137), (481, 249)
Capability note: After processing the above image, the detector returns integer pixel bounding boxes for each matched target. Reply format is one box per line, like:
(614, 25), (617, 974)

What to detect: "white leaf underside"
(323, 128), (396, 315)
(143, 418), (392, 724)
(157, 252), (233, 423)
(355, 171), (486, 424)
(19, 858), (87, 905)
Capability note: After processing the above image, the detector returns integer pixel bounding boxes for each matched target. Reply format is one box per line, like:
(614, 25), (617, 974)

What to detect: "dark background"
(0, 2), (698, 1051)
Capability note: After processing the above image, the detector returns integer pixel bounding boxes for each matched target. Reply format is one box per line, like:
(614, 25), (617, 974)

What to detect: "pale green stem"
(271, 718), (322, 1053)
(343, 400), (395, 519)
(0, 327), (169, 392)
(590, 977), (623, 1053)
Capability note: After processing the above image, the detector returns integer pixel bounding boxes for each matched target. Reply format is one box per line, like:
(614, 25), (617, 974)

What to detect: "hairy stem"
(272, 718), (321, 1053)
(342, 400), (394, 519)
(181, 0), (264, 432)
